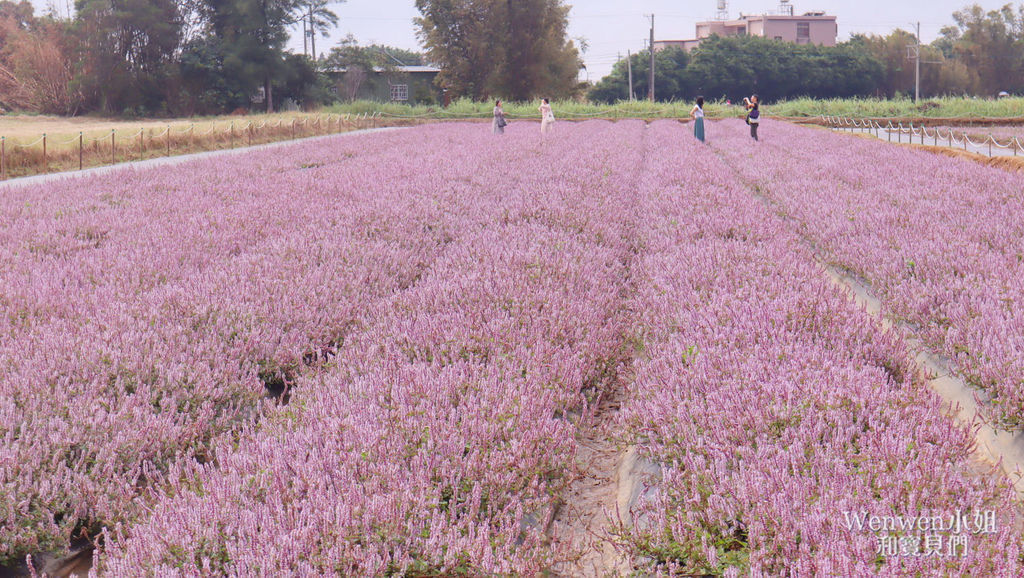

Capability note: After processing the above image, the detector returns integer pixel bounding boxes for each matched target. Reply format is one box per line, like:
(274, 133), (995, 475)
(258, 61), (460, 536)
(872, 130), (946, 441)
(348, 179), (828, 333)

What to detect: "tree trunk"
(265, 77), (274, 113)
(309, 5), (316, 60)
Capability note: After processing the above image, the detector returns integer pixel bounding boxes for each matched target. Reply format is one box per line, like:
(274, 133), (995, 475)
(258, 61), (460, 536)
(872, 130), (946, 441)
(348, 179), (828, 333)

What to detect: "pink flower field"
(1, 119), (1023, 575)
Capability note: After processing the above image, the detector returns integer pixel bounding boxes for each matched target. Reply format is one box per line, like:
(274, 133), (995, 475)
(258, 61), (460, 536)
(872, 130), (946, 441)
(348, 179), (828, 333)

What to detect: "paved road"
(834, 125), (1024, 158)
(0, 127), (404, 190)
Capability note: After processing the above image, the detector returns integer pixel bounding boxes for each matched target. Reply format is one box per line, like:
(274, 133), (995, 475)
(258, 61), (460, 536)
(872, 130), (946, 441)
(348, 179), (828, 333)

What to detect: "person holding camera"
(744, 95), (760, 141)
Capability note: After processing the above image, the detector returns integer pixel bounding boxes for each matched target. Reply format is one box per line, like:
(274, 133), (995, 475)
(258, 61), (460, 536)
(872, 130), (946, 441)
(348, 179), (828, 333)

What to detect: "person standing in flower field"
(539, 98), (555, 134)
(691, 96), (706, 143)
(493, 100), (507, 135)
(744, 94), (760, 141)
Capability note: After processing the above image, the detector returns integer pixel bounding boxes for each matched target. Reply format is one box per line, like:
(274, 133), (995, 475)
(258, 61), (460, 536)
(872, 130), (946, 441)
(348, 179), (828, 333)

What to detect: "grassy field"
(0, 110), (348, 140)
(0, 115), (191, 139)
(758, 96), (1024, 119)
(329, 96), (1024, 121)
(0, 111), (378, 179)
(328, 99), (734, 120)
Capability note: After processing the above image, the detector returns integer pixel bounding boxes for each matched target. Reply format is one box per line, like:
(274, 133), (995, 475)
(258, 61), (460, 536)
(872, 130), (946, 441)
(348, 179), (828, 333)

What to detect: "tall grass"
(330, 96), (1024, 121)
(768, 96), (1024, 119)
(328, 98), (725, 120)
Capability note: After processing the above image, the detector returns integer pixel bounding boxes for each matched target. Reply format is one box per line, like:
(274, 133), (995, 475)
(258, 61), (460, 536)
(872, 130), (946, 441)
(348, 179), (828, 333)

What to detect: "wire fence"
(0, 112), (384, 181)
(822, 115), (1024, 157)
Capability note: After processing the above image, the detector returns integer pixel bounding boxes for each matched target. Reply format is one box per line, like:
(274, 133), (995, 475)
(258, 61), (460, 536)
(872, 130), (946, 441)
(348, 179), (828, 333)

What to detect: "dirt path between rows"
(547, 379), (661, 577)
(711, 139), (1024, 498)
(547, 123), (659, 577)
(824, 267), (1024, 496)
(548, 389), (634, 577)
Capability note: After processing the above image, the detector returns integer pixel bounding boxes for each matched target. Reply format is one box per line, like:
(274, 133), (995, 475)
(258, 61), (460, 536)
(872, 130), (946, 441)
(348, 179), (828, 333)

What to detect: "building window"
(390, 84), (409, 101)
(797, 22), (810, 38)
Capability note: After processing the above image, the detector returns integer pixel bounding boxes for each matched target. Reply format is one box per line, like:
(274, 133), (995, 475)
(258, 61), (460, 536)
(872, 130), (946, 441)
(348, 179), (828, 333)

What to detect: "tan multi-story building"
(655, 9), (838, 52)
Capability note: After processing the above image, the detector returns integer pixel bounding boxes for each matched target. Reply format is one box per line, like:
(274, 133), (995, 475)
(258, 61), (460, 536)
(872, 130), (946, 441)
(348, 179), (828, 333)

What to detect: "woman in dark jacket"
(744, 94), (760, 141)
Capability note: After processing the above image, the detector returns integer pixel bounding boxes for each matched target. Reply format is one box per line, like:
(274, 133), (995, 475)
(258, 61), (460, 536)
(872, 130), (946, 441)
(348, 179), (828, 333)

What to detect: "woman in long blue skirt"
(691, 96), (706, 143)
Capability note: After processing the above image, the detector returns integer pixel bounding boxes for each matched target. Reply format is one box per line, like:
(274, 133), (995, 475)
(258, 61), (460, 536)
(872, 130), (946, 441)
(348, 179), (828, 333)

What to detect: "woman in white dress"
(539, 98), (555, 134)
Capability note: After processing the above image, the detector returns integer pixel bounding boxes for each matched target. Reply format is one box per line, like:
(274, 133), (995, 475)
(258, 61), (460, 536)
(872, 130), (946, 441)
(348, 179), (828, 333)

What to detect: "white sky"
(29, 0), (1010, 80)
(290, 0), (1000, 80)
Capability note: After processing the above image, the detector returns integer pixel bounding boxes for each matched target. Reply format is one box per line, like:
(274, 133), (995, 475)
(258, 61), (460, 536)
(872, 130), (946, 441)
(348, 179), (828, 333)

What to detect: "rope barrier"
(963, 134), (990, 148)
(12, 136), (45, 148)
(826, 114), (1024, 158)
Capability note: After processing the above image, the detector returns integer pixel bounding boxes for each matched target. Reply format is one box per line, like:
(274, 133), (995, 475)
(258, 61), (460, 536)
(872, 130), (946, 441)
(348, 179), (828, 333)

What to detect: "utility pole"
(627, 50), (635, 101)
(907, 22), (921, 103)
(907, 23), (943, 101)
(646, 14), (655, 102)
(914, 22), (921, 104)
(302, 18), (308, 57)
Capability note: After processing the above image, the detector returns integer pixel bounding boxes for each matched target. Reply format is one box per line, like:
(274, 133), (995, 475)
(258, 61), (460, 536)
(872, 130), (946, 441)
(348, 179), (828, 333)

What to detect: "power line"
(627, 50), (635, 101)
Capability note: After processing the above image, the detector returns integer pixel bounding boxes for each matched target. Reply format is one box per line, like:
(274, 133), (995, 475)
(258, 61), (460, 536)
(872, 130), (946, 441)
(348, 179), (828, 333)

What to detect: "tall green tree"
(302, 0), (338, 60)
(174, 35), (251, 114)
(414, 0), (502, 100)
(73, 0), (183, 112)
(684, 35), (883, 101)
(590, 36), (884, 103)
(496, 0), (579, 100)
(205, 0), (298, 112)
(848, 31), (919, 98)
(414, 0), (580, 100)
(939, 3), (1024, 95)
(855, 26), (977, 98)
(588, 47), (690, 103)
(193, 0), (340, 112)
